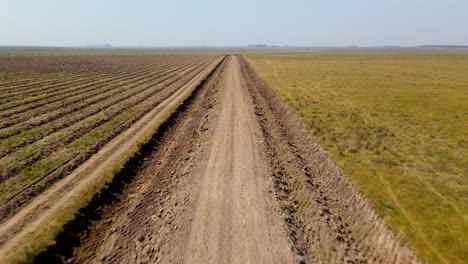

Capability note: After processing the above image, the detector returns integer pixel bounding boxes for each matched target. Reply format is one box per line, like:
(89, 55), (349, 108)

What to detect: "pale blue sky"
(1, 0), (467, 47)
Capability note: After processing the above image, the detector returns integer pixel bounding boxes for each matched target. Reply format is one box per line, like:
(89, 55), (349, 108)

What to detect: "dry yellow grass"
(246, 50), (468, 264)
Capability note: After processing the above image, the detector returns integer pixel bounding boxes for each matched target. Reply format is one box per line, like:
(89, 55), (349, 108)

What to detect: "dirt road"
(184, 56), (294, 263)
(33, 55), (420, 263)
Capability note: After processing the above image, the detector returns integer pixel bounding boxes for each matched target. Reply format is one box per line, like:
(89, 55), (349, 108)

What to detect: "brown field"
(0, 54), (218, 209)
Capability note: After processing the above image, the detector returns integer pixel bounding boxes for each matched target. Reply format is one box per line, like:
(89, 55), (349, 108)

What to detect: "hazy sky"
(1, 0), (468, 47)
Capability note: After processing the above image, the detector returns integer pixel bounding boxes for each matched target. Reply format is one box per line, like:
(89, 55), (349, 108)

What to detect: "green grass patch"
(0, 128), (45, 147)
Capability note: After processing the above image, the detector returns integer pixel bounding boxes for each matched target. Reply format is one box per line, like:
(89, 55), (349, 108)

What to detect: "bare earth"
(183, 56), (294, 263)
(2, 55), (421, 263)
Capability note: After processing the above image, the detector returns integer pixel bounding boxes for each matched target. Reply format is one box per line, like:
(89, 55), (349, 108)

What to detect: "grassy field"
(246, 50), (468, 264)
